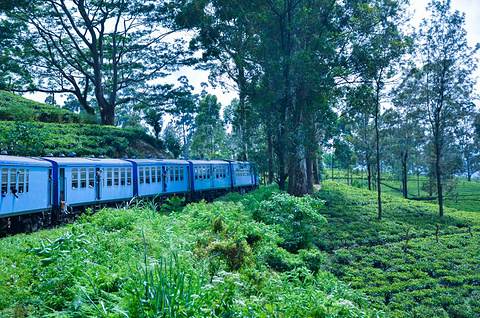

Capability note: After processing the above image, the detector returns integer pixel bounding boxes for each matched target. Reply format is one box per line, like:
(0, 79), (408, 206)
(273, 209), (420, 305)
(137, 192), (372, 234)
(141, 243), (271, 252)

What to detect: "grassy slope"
(315, 180), (480, 317)
(0, 91), (164, 158)
(0, 188), (377, 317)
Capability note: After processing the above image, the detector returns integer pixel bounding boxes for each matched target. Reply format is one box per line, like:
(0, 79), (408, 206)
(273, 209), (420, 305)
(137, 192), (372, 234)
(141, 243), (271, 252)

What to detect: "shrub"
(254, 193), (326, 253)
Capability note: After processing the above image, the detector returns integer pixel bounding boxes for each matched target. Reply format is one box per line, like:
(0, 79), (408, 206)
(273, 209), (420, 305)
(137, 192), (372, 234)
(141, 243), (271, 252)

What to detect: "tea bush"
(316, 180), (480, 316)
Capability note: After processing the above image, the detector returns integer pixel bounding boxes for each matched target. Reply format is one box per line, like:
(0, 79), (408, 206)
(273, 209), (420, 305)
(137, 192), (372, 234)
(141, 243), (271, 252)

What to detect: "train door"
(162, 166), (167, 192)
(59, 168), (66, 211)
(48, 169), (53, 206)
(210, 165), (214, 188)
(95, 168), (102, 200)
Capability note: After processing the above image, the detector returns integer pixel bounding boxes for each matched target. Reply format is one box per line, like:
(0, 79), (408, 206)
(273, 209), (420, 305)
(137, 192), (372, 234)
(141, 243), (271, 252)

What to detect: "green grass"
(325, 168), (480, 213)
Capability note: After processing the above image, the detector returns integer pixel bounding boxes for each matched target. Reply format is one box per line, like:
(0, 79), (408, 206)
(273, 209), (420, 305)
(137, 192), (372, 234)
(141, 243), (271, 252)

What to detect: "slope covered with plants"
(314, 181), (480, 317)
(0, 187), (376, 317)
(0, 91), (163, 158)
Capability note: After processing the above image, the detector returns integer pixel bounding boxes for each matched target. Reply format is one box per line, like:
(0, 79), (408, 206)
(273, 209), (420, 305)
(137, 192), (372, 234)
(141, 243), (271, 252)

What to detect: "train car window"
(146, 167), (150, 184)
(10, 168), (16, 193)
(207, 166), (210, 179)
(157, 167), (162, 182)
(152, 167), (156, 183)
(26, 169), (29, 193)
(89, 168), (94, 188)
(121, 168), (126, 186)
(80, 168), (87, 188)
(127, 168), (132, 185)
(107, 168), (113, 187)
(168, 166), (172, 182)
(18, 169), (24, 193)
(139, 167), (144, 184)
(2, 168), (8, 195)
(175, 166), (179, 181)
(114, 168), (119, 186)
(180, 166), (184, 181)
(72, 168), (78, 189)
(194, 166), (198, 180)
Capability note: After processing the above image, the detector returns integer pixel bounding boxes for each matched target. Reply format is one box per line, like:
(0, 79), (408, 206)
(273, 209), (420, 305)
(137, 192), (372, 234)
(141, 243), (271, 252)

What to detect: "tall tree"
(6, 0), (191, 125)
(415, 0), (478, 216)
(190, 94), (226, 159)
(349, 0), (410, 219)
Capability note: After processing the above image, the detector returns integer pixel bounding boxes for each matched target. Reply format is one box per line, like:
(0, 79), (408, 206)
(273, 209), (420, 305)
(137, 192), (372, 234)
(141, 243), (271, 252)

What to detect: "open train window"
(170, 166), (174, 182)
(1, 168), (7, 195)
(146, 167), (150, 184)
(194, 166), (198, 180)
(139, 167), (144, 184)
(18, 169), (24, 193)
(26, 169), (29, 193)
(157, 167), (162, 182)
(175, 166), (179, 181)
(127, 168), (132, 185)
(80, 168), (87, 188)
(72, 168), (78, 189)
(10, 168), (16, 194)
(152, 167), (156, 183)
(88, 168), (94, 188)
(114, 168), (119, 186)
(121, 168), (126, 186)
(180, 166), (184, 181)
(107, 168), (113, 187)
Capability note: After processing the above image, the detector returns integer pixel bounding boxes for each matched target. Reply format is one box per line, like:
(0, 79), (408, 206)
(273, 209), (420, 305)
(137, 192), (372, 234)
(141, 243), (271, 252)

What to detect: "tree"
(190, 94), (226, 159)
(415, 0), (478, 216)
(349, 0), (410, 219)
(178, 0), (262, 161)
(6, 0), (191, 125)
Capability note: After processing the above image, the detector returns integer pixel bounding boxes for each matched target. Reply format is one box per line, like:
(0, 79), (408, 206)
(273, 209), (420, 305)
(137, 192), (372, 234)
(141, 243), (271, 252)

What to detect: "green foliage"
(254, 193), (326, 253)
(0, 121), (163, 157)
(316, 180), (480, 316)
(0, 90), (97, 124)
(0, 186), (376, 317)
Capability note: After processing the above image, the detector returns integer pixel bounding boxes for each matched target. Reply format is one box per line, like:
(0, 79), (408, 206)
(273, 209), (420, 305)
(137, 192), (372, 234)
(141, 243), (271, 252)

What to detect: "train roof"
(0, 155), (52, 167)
(125, 158), (190, 165)
(189, 159), (231, 165)
(41, 157), (132, 167)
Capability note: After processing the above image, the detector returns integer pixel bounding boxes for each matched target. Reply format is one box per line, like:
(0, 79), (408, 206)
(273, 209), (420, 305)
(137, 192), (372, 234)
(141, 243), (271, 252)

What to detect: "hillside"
(0, 91), (164, 158)
(314, 181), (480, 317)
(1, 182), (479, 316)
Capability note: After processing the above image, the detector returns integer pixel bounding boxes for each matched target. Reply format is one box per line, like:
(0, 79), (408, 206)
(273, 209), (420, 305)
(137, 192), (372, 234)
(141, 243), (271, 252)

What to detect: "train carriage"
(231, 161), (258, 192)
(0, 155), (52, 231)
(125, 158), (190, 198)
(42, 157), (134, 219)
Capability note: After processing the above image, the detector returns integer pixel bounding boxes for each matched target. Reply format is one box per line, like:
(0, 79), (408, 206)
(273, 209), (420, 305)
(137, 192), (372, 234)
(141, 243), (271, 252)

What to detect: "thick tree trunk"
(313, 158), (320, 184)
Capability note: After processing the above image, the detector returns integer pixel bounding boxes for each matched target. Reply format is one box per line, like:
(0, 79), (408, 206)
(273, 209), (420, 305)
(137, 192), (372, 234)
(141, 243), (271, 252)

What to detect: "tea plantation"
(1, 181), (479, 317)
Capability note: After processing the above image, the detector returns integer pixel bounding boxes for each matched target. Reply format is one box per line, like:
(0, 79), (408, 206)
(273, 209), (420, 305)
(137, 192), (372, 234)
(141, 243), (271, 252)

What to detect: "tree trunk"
(436, 145), (444, 217)
(267, 130), (275, 184)
(374, 83), (382, 220)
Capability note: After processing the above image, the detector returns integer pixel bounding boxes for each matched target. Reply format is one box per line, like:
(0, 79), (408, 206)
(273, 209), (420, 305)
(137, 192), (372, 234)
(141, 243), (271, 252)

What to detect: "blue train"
(0, 154), (258, 233)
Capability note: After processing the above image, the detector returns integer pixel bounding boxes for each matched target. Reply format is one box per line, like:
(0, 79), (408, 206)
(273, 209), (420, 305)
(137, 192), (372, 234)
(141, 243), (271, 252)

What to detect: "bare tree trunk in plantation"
(374, 84), (382, 220)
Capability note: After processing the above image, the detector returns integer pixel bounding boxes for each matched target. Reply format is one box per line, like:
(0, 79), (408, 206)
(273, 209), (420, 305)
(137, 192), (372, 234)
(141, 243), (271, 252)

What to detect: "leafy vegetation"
(0, 186), (377, 317)
(315, 180), (480, 316)
(0, 90), (97, 124)
(0, 91), (164, 157)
